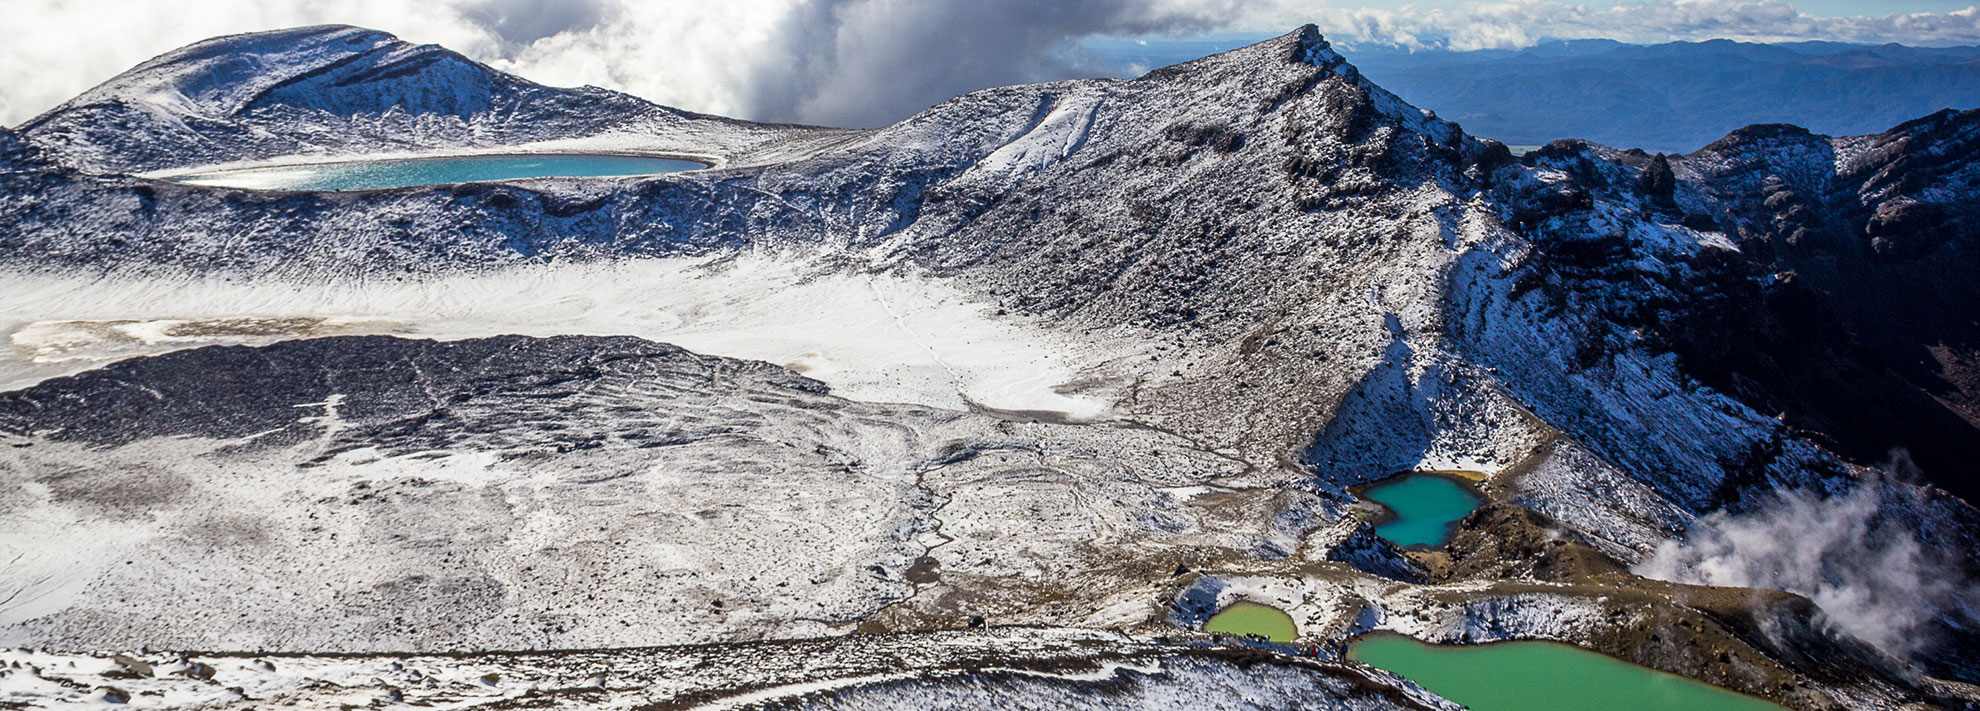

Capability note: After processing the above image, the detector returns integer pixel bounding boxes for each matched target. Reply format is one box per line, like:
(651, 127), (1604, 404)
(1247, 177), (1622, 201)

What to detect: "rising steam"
(1634, 455), (1978, 661)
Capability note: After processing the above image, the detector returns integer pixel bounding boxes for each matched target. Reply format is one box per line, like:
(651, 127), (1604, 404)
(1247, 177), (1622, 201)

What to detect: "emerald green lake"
(1201, 601), (1297, 642)
(1362, 473), (1483, 548)
(1349, 634), (1782, 711)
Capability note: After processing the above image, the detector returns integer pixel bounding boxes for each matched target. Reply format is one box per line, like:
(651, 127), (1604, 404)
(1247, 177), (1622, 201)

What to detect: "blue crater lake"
(167, 153), (706, 192)
(1360, 472), (1484, 548)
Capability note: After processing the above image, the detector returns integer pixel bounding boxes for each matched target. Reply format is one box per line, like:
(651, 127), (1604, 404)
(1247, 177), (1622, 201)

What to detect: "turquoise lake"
(1362, 472), (1484, 548)
(168, 153), (705, 191)
(1350, 633), (1782, 711)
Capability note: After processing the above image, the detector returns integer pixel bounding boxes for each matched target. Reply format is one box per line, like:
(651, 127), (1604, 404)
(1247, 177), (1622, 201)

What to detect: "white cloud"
(476, 3), (791, 123)
(1634, 463), (1979, 662)
(3, 0), (1978, 128)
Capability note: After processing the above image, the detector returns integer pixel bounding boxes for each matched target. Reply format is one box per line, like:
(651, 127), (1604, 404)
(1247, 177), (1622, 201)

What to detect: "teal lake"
(1362, 472), (1483, 548)
(1350, 633), (1782, 711)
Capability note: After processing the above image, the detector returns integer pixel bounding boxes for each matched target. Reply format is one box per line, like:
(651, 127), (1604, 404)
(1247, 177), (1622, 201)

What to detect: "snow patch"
(973, 94), (1103, 178)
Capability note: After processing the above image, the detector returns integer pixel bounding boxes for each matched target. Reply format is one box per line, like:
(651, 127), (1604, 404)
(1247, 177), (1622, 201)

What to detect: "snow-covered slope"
(0, 335), (1195, 651)
(48, 26), (406, 119)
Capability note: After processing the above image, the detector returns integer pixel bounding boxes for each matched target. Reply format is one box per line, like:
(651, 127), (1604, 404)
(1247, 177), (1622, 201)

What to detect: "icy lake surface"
(1362, 472), (1483, 548)
(1349, 633), (1783, 711)
(165, 153), (704, 191)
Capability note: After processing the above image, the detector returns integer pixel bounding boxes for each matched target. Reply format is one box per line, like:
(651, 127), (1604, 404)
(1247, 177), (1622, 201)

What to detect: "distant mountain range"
(1087, 36), (1980, 152)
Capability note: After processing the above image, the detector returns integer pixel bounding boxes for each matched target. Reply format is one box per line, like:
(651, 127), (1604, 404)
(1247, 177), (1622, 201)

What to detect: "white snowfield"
(0, 330), (1303, 655)
(0, 252), (1145, 419)
(974, 93), (1105, 178)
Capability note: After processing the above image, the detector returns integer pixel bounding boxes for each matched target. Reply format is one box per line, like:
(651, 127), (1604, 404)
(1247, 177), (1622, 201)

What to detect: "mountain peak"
(1290, 24), (1344, 68)
(1238, 25), (1460, 147)
(13, 24), (708, 173)
(1138, 24), (1351, 81)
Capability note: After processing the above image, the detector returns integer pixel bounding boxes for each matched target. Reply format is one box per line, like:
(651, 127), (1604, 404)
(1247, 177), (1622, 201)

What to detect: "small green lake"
(1202, 601), (1297, 643)
(1349, 634), (1782, 711)
(1361, 472), (1483, 548)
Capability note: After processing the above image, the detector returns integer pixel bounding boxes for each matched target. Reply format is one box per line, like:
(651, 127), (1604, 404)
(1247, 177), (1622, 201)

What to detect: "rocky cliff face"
(1673, 109), (1980, 503)
(1, 24), (1976, 708)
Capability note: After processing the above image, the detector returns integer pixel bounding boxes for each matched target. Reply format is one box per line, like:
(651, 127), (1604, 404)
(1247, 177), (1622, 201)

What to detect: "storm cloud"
(735, 0), (1233, 127)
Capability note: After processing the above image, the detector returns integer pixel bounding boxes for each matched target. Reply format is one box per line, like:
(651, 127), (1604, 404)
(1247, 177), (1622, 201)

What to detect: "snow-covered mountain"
(2, 24), (1977, 709)
(14, 25), (845, 175)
